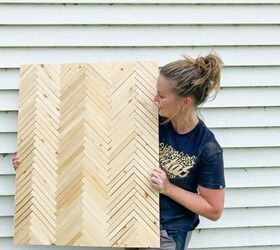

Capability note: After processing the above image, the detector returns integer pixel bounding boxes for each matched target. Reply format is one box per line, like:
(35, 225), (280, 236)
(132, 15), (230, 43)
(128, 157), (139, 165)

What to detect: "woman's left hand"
(150, 167), (171, 195)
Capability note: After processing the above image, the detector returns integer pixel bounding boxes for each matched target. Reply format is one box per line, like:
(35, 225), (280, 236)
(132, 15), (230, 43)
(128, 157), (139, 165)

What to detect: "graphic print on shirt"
(159, 143), (196, 179)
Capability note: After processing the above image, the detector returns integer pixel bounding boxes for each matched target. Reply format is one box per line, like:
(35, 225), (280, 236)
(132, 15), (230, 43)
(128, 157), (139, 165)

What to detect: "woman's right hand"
(12, 153), (19, 171)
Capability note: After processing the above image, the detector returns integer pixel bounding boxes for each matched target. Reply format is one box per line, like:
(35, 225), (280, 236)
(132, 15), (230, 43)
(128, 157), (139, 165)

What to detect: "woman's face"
(154, 74), (181, 118)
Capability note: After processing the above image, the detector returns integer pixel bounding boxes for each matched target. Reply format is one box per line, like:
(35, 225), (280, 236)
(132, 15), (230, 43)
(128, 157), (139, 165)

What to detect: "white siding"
(1, 25), (280, 46)
(1, 47), (280, 68)
(0, 1), (279, 249)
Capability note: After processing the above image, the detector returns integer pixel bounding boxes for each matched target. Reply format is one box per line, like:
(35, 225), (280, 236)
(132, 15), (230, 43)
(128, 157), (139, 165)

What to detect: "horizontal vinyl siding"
(1, 25), (280, 46)
(3, 186), (280, 216)
(0, 1), (279, 250)
(1, 47), (280, 68)
(2, 127), (280, 150)
(2, 87), (280, 111)
(3, 146), (280, 173)
(1, 4), (280, 25)
(2, 0), (280, 4)
(1, 66), (280, 90)
(2, 108), (280, 134)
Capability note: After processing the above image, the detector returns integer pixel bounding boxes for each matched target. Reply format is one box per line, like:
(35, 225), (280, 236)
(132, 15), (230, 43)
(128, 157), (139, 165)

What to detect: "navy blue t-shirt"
(159, 116), (225, 232)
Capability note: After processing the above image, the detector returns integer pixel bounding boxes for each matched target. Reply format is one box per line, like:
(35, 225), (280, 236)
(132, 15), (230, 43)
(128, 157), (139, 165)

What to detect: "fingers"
(150, 176), (160, 185)
(12, 152), (17, 161)
(150, 167), (167, 186)
(150, 181), (159, 190)
(150, 167), (171, 195)
(12, 153), (19, 170)
(152, 167), (164, 175)
(152, 167), (167, 180)
(153, 166), (164, 174)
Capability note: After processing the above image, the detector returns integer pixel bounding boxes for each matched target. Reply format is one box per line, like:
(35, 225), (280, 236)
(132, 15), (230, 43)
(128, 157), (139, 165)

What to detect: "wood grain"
(14, 61), (160, 247)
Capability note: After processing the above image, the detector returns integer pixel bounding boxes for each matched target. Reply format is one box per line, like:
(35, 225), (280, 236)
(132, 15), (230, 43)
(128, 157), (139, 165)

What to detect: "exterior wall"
(0, 1), (280, 249)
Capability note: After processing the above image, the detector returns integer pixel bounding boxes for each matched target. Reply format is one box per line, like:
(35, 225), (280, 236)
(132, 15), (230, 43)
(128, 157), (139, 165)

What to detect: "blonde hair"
(160, 53), (223, 106)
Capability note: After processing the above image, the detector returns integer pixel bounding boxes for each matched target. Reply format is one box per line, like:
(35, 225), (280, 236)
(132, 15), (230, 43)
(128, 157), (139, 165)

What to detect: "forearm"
(151, 167), (224, 220)
(164, 182), (222, 221)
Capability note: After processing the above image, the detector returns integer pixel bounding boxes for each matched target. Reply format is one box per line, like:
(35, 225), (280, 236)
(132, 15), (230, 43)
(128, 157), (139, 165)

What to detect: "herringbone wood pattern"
(14, 61), (160, 247)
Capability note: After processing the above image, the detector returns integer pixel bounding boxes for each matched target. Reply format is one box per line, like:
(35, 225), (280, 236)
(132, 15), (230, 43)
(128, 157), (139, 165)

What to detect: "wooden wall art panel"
(13, 61), (160, 248)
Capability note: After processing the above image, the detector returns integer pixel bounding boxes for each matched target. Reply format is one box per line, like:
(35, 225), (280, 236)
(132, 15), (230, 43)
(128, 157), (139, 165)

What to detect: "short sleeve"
(198, 142), (225, 189)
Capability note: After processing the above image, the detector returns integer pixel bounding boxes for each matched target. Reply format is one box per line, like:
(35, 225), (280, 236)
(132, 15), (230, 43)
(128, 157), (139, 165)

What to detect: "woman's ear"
(182, 96), (192, 111)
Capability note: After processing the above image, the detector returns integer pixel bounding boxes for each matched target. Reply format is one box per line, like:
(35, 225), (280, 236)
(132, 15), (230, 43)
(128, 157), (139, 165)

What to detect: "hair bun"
(160, 53), (223, 106)
(195, 56), (208, 75)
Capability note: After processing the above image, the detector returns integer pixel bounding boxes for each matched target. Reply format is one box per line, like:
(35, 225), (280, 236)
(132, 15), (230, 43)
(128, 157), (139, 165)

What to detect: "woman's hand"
(12, 153), (19, 171)
(150, 167), (171, 195)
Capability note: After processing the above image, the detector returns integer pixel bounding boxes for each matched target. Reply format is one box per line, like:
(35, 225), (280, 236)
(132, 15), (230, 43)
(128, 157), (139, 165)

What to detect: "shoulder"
(197, 120), (223, 157)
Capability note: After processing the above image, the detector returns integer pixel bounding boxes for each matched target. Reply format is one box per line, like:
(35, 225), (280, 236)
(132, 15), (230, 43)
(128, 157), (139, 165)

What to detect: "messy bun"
(160, 53), (223, 106)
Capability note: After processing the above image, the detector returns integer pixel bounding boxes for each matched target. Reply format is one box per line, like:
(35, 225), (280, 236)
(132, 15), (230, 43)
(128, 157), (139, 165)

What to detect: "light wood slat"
(1, 26), (280, 47)
(1, 4), (280, 25)
(1, 47), (280, 69)
(14, 61), (160, 247)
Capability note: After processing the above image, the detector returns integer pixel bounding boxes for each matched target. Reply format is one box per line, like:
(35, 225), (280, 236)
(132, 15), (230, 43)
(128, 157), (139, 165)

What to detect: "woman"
(13, 53), (225, 250)
(149, 53), (225, 250)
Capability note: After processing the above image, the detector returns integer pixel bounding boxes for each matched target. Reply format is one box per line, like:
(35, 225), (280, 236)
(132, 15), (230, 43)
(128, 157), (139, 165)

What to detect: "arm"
(151, 167), (225, 221)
